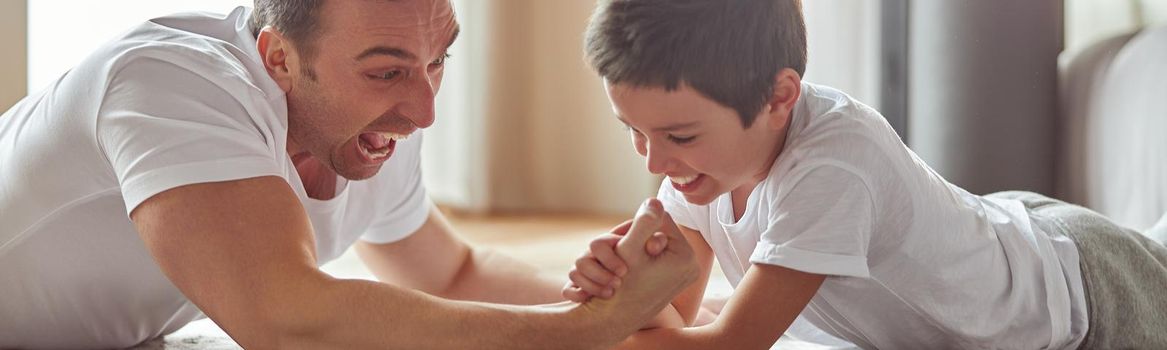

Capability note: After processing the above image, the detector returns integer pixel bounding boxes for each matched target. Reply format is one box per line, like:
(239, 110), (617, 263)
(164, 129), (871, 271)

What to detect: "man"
(0, 0), (695, 348)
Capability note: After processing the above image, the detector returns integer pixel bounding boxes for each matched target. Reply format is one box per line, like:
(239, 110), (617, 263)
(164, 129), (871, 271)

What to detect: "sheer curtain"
(27, 1), (250, 93)
(425, 0), (884, 215)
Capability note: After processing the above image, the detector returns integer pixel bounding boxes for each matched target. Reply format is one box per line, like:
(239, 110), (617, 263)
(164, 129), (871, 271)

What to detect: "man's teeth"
(378, 132), (409, 141)
(669, 175), (699, 185)
(359, 139), (392, 159)
(367, 147), (390, 158)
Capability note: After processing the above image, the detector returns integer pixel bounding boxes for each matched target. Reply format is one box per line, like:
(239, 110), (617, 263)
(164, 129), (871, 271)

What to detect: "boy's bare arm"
(664, 225), (716, 325)
(616, 264), (825, 350)
(132, 177), (697, 349)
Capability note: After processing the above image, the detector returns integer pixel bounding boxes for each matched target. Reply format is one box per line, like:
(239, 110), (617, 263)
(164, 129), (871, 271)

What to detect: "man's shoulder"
(95, 8), (269, 97)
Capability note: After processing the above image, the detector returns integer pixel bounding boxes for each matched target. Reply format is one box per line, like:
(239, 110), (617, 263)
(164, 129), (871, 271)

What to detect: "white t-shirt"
(0, 7), (428, 349)
(659, 82), (1088, 349)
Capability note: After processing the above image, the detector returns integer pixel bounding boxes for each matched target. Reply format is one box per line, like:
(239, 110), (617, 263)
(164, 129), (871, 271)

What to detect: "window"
(27, 1), (248, 92)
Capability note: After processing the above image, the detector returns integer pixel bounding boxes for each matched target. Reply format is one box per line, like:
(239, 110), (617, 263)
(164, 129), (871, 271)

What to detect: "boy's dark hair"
(585, 0), (807, 128)
(251, 0), (324, 64)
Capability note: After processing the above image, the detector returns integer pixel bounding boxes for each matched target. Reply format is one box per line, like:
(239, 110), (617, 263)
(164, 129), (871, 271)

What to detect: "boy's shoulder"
(769, 82), (907, 194)
(797, 82), (882, 126)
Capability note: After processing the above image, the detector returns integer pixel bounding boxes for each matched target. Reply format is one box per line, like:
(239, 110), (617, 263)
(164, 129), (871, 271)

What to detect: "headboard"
(1057, 25), (1167, 231)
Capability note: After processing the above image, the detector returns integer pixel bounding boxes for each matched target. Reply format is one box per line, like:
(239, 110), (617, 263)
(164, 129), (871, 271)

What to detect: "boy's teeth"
(669, 175), (698, 185)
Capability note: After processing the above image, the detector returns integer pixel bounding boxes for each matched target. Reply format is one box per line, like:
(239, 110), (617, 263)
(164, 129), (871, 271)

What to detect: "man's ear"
(257, 26), (295, 92)
(762, 68), (802, 131)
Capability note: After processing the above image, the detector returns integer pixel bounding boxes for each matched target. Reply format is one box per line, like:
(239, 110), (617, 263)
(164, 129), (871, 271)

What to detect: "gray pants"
(991, 191), (1167, 349)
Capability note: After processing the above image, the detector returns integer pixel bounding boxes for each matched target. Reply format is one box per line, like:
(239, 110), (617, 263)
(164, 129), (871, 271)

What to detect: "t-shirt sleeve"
(750, 164), (875, 278)
(358, 134), (430, 244)
(97, 56), (284, 216)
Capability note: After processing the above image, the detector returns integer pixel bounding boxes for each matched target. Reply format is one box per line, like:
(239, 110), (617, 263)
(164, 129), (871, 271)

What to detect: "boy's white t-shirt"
(0, 8), (427, 348)
(658, 83), (1088, 349)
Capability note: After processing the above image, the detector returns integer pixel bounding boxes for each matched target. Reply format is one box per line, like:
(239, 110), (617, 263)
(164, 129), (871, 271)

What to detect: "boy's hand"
(562, 210), (670, 302)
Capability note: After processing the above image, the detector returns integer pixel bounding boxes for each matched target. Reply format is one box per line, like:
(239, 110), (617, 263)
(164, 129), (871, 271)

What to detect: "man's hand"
(562, 205), (673, 302)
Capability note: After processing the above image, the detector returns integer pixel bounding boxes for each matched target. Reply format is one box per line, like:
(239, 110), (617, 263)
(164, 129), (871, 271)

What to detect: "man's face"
(606, 82), (786, 206)
(282, 0), (459, 180)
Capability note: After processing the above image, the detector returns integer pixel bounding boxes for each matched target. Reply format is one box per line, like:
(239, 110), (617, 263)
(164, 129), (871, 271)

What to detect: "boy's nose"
(645, 147), (673, 175)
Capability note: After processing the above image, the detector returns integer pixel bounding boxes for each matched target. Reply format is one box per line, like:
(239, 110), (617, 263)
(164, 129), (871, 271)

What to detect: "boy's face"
(607, 82), (789, 206)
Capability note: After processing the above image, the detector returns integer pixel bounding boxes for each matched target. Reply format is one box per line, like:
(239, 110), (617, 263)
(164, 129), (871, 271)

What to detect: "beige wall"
(0, 0), (27, 111)
(482, 1), (658, 214)
(421, 1), (658, 215)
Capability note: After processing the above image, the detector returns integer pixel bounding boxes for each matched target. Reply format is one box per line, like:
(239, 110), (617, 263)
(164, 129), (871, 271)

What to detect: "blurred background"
(1, 0), (1163, 221)
(2, 0), (1165, 348)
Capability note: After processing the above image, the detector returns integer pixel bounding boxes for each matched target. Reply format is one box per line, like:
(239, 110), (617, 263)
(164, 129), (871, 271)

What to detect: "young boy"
(563, 0), (1167, 348)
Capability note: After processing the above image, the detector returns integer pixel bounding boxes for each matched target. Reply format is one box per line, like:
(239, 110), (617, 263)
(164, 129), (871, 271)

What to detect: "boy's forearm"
(614, 326), (719, 350)
(644, 304), (685, 329)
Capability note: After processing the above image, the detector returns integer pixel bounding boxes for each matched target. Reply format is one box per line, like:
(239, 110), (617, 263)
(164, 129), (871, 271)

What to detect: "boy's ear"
(257, 26), (296, 92)
(763, 68), (802, 131)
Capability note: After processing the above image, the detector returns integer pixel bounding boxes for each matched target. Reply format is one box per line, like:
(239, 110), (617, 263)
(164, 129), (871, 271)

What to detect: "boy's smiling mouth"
(669, 174), (705, 192)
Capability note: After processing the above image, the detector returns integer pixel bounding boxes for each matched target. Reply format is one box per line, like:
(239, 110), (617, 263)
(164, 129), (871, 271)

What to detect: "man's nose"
(399, 75), (437, 128)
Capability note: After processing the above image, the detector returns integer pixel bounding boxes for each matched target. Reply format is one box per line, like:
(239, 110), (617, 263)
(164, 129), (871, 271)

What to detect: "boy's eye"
(667, 134), (696, 144)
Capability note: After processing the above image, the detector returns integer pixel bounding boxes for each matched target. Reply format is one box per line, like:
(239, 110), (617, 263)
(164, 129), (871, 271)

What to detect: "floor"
(134, 212), (844, 349)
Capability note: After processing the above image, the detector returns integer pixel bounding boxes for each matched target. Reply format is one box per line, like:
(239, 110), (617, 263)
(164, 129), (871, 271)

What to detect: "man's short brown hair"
(585, 0), (807, 128)
(251, 0), (324, 62)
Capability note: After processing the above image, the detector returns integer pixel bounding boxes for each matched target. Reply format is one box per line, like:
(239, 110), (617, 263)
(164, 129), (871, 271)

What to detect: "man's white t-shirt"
(0, 8), (428, 348)
(658, 82), (1088, 349)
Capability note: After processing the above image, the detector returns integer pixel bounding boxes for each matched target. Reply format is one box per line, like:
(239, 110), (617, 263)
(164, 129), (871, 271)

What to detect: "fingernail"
(638, 199), (660, 219)
(617, 266), (628, 277)
(604, 288), (614, 298)
(612, 277), (622, 288)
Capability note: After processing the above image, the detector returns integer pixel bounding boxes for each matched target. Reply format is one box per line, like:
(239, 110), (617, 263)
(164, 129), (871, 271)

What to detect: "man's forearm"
(437, 247), (566, 304)
(263, 276), (636, 350)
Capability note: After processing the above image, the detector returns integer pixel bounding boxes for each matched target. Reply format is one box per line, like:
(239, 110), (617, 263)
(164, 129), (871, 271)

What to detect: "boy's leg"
(991, 191), (1167, 349)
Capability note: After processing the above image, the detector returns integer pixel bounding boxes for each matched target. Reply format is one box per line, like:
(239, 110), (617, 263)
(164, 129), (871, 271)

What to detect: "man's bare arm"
(132, 177), (695, 349)
(355, 207), (564, 304)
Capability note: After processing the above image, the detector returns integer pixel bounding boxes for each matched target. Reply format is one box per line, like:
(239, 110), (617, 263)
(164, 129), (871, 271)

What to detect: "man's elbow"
(221, 276), (341, 349)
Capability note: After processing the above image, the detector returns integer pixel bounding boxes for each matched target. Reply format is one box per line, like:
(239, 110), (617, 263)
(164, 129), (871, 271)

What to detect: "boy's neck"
(729, 109), (796, 222)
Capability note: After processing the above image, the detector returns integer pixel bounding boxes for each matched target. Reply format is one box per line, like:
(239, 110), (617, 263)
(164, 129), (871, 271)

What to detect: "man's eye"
(370, 71), (402, 80)
(431, 53), (451, 66)
(668, 134), (696, 144)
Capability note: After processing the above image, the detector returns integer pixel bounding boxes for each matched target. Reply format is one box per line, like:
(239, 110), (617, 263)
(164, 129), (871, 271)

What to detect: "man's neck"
(290, 151), (342, 200)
